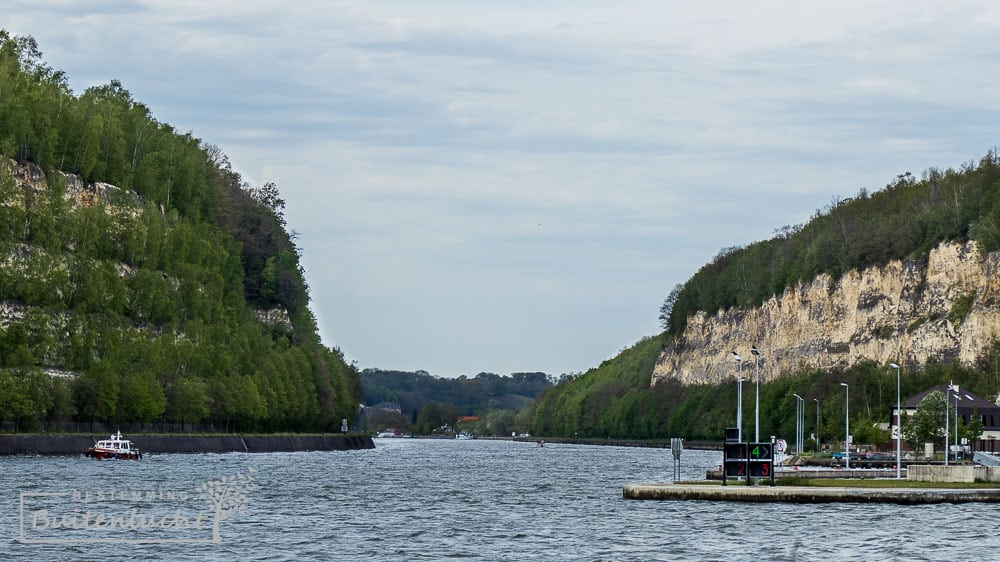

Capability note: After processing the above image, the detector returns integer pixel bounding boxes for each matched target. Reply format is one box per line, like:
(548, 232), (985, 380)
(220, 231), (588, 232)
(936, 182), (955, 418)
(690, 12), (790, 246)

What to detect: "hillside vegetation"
(663, 160), (1000, 336)
(529, 156), (1000, 443)
(360, 370), (551, 436)
(0, 31), (359, 432)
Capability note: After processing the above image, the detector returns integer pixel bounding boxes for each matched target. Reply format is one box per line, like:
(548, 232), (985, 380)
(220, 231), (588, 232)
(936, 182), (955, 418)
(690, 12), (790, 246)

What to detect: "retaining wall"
(907, 465), (1000, 483)
(0, 434), (374, 455)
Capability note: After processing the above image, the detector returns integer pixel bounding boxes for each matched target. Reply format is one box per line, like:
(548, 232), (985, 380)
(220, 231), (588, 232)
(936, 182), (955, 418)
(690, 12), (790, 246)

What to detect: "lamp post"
(890, 362), (901, 479)
(945, 381), (951, 467)
(732, 351), (743, 442)
(950, 383), (961, 462)
(840, 382), (850, 470)
(793, 394), (804, 455)
(752, 346), (762, 443)
(814, 398), (820, 454)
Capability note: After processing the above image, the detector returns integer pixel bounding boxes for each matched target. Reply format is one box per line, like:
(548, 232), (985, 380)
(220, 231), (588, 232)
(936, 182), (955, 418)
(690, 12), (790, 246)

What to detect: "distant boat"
(455, 432), (474, 440)
(376, 431), (397, 438)
(85, 431), (142, 460)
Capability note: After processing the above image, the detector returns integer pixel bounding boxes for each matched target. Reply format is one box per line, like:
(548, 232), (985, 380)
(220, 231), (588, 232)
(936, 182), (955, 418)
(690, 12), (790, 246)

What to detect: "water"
(1, 439), (994, 560)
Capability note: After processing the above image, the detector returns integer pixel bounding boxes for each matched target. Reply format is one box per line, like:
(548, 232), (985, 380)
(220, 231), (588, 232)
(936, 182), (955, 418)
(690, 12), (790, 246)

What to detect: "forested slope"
(0, 31), (359, 432)
(528, 154), (1000, 442)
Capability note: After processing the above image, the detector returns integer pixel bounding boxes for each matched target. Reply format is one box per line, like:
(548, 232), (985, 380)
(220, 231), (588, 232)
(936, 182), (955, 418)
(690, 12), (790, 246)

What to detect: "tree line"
(0, 31), (359, 432)
(527, 335), (1000, 448)
(359, 369), (551, 435)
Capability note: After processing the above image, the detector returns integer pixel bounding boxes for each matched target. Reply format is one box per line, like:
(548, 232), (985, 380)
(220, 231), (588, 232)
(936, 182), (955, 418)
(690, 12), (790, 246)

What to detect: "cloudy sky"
(6, 2), (1000, 377)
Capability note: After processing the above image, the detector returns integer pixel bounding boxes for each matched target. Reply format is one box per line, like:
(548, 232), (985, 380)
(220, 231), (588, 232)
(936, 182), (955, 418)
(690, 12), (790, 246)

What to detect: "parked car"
(831, 452), (861, 460)
(865, 452), (892, 460)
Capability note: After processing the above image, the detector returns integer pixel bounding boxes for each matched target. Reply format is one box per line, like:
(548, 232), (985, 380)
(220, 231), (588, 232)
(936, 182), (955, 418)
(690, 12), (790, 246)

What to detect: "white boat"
(455, 432), (474, 440)
(85, 431), (142, 460)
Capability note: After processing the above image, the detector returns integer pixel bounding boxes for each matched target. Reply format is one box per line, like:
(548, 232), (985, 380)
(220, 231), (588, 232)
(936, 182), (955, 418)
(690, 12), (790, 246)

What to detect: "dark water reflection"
(2, 439), (994, 560)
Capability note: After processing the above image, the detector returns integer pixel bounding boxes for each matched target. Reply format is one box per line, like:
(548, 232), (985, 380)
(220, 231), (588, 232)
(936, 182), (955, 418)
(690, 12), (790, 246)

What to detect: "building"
(891, 385), (1000, 453)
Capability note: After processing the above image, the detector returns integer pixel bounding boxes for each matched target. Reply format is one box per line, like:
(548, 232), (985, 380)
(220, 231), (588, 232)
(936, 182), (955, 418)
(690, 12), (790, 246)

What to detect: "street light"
(792, 394), (804, 455)
(732, 351), (743, 442)
(840, 382), (850, 470)
(945, 381), (954, 466)
(814, 398), (820, 454)
(949, 383), (961, 463)
(890, 362), (901, 479)
(751, 346), (762, 443)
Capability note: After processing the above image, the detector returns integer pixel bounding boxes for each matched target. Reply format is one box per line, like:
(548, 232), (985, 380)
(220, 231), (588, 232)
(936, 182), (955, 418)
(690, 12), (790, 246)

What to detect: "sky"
(6, 1), (1000, 378)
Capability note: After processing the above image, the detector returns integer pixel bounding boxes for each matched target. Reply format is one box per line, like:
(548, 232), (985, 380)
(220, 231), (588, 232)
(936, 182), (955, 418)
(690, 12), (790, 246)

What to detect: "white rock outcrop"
(652, 241), (1000, 385)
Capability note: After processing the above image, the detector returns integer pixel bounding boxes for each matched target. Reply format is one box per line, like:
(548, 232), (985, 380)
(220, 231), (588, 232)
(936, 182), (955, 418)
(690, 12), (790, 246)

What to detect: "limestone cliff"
(652, 241), (1000, 385)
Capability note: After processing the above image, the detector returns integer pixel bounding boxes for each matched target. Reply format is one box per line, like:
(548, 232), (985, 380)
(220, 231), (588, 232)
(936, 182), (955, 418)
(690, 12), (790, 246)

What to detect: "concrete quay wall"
(623, 484), (1000, 503)
(907, 465), (1000, 483)
(0, 434), (375, 455)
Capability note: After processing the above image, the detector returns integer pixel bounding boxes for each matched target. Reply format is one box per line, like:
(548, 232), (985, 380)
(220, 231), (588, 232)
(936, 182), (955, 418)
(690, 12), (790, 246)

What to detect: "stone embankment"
(0, 434), (374, 455)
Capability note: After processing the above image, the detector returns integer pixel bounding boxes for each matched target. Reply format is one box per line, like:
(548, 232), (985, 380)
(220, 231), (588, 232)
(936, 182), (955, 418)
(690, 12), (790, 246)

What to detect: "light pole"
(752, 346), (762, 443)
(732, 351), (743, 442)
(793, 393), (804, 455)
(950, 383), (961, 463)
(890, 362), (901, 479)
(841, 382), (850, 470)
(814, 398), (820, 454)
(945, 381), (951, 466)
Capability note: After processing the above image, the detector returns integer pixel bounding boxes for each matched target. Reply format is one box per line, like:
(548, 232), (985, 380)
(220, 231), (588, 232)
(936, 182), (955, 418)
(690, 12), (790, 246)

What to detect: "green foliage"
(907, 317), (927, 333)
(527, 338), (1000, 445)
(359, 370), (552, 435)
(902, 391), (946, 449)
(664, 155), (1000, 336)
(948, 292), (976, 326)
(527, 335), (669, 439)
(0, 31), (361, 432)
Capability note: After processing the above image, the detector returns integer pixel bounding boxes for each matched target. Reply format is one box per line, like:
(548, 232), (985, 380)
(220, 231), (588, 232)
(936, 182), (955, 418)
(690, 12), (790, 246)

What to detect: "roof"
(904, 385), (998, 411)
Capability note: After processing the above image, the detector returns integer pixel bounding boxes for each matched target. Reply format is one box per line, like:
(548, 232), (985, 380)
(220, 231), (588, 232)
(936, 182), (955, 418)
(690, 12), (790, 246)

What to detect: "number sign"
(748, 442), (773, 479)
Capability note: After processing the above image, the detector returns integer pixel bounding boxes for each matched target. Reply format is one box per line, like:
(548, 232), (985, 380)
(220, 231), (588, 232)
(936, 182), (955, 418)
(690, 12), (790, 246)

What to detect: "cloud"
(7, 1), (1000, 376)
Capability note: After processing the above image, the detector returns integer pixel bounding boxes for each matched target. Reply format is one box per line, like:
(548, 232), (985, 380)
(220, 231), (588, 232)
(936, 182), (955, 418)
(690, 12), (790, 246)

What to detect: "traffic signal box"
(722, 428), (774, 486)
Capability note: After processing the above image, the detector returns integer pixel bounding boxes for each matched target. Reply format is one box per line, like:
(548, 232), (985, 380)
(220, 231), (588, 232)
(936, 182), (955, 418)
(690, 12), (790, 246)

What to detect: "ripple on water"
(2, 442), (999, 560)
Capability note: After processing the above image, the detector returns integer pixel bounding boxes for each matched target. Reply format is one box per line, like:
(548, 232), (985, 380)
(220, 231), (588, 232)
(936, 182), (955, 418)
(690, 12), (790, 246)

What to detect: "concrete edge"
(623, 483), (1000, 504)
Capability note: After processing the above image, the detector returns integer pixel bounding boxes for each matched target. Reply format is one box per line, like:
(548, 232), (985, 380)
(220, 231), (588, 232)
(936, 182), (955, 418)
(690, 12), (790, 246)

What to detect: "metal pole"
(733, 352), (743, 442)
(952, 385), (960, 462)
(840, 383), (849, 470)
(793, 394), (803, 455)
(752, 346), (762, 444)
(890, 363), (901, 479)
(814, 398), (820, 455)
(945, 382), (950, 467)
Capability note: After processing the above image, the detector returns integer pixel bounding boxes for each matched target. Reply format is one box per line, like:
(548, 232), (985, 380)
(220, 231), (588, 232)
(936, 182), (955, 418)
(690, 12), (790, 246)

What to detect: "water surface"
(1, 439), (991, 560)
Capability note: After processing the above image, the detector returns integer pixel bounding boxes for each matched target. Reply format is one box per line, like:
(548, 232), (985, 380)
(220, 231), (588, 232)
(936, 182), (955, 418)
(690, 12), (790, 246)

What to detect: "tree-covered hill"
(0, 31), (359, 432)
(360, 369), (551, 435)
(662, 158), (1000, 336)
(529, 153), (1000, 443)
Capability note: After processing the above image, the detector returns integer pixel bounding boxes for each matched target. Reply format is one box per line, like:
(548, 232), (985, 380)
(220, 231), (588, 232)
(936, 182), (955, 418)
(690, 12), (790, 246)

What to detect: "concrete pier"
(623, 483), (1000, 504)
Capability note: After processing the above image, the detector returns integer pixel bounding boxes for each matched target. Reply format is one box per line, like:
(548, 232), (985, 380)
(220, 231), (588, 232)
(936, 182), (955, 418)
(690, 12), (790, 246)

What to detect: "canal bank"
(0, 433), (374, 455)
(623, 483), (1000, 503)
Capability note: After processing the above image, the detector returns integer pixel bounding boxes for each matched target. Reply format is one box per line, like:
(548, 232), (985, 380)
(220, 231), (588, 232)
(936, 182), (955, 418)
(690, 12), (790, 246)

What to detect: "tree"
(659, 283), (683, 332)
(902, 391), (946, 452)
(73, 362), (119, 424)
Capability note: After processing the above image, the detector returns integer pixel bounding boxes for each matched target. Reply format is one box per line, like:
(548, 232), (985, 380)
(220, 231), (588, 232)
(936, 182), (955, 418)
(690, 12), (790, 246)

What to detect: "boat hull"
(85, 448), (142, 460)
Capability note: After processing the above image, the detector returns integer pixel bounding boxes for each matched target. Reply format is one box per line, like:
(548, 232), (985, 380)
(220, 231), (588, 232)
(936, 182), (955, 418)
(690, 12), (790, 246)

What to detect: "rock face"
(652, 241), (1000, 386)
